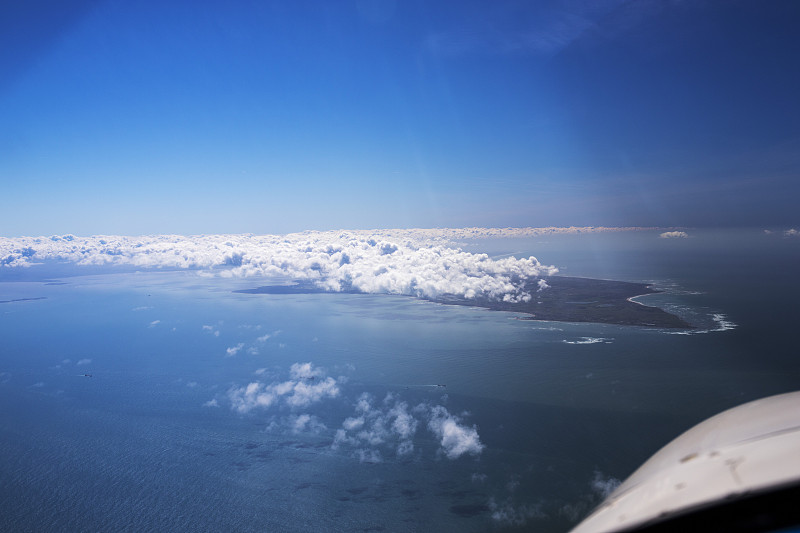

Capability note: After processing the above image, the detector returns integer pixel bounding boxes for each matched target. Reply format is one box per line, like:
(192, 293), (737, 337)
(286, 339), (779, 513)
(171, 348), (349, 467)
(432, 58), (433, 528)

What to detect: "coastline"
(429, 276), (691, 329)
(236, 276), (692, 329)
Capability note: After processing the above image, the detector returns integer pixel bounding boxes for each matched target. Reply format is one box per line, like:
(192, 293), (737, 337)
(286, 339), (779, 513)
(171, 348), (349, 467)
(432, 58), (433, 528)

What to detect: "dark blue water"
(1, 229), (798, 532)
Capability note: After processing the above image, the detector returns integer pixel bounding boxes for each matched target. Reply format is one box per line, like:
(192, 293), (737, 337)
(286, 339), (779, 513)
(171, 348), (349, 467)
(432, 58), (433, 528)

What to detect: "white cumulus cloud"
(225, 343), (244, 357)
(333, 394), (482, 461)
(489, 498), (546, 527)
(0, 229), (564, 302)
(590, 470), (621, 499)
(202, 325), (221, 337)
(223, 363), (483, 461)
(289, 413), (327, 434)
(332, 393), (419, 460)
(426, 405), (484, 459)
(659, 231), (688, 239)
(227, 363), (339, 414)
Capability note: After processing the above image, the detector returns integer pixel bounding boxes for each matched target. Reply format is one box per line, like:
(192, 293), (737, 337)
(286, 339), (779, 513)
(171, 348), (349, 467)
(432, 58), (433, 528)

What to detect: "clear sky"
(2, 0), (799, 236)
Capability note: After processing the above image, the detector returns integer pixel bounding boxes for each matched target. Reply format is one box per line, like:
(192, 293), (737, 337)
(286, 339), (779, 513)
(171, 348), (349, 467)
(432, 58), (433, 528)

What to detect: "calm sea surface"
(2, 229), (799, 532)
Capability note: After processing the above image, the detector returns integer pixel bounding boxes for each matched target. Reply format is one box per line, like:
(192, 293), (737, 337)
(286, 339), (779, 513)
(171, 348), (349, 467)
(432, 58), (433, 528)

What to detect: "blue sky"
(2, 0), (798, 236)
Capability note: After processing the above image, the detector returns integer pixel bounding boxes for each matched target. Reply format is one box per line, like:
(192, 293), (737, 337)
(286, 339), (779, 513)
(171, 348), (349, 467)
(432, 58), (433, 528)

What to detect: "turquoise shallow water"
(2, 230), (799, 532)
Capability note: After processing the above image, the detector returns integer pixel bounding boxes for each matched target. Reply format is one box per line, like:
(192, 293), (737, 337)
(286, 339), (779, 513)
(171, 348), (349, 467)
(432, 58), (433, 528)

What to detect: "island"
(235, 276), (691, 329)
(434, 277), (691, 328)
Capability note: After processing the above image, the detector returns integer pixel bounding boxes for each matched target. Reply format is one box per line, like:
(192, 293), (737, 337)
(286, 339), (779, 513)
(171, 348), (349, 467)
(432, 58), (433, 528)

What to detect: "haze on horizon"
(2, 1), (798, 237)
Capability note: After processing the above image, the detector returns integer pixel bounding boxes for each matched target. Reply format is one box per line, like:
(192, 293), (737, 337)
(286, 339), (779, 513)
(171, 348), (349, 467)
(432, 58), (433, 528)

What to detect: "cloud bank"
(1, 228), (600, 302)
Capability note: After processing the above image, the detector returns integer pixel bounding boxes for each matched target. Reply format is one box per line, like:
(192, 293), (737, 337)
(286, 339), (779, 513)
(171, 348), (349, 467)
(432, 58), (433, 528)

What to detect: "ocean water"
(2, 229), (799, 532)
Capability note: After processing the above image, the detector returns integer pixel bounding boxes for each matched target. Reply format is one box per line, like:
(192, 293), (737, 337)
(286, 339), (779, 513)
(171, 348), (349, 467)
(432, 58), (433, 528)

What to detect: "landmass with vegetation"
(236, 276), (691, 329)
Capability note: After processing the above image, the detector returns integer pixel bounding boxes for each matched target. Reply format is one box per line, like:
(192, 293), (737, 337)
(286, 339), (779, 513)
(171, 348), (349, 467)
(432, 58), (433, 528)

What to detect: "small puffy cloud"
(590, 470), (621, 499)
(289, 414), (326, 434)
(389, 401), (418, 441)
(354, 449), (383, 464)
(334, 394), (482, 461)
(559, 470), (623, 523)
(227, 363), (339, 414)
(229, 382), (277, 412)
(148, 320), (161, 328)
(76, 358), (92, 366)
(537, 279), (549, 292)
(202, 325), (220, 336)
(225, 343), (245, 357)
(290, 362), (321, 380)
(427, 405), (484, 459)
(285, 377), (340, 408)
(396, 439), (414, 457)
(224, 363), (483, 462)
(659, 231), (688, 239)
(784, 229), (799, 237)
(332, 393), (419, 459)
(489, 498), (546, 527)
(203, 399), (219, 407)
(342, 416), (364, 431)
